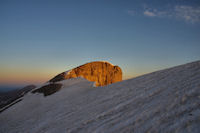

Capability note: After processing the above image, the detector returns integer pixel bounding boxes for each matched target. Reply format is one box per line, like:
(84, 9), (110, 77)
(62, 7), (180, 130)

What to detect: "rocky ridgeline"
(50, 61), (122, 86)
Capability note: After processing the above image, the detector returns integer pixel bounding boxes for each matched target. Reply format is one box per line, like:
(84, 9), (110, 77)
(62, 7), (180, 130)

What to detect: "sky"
(0, 0), (200, 90)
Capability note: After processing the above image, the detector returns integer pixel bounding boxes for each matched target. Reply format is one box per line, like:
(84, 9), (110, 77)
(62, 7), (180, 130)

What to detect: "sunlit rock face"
(50, 61), (122, 86)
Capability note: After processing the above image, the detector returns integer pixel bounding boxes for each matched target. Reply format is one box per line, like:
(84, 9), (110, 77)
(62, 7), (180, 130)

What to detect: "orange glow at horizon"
(0, 69), (137, 86)
(0, 64), (153, 86)
(0, 66), (64, 85)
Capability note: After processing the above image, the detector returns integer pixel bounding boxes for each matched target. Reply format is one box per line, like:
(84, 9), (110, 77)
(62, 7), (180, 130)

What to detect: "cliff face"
(50, 61), (122, 86)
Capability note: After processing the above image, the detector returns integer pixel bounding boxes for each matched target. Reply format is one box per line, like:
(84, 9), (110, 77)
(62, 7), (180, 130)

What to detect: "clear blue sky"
(0, 0), (200, 89)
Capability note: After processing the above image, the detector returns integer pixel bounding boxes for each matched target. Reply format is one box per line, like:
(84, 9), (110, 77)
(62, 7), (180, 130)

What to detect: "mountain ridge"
(0, 60), (200, 133)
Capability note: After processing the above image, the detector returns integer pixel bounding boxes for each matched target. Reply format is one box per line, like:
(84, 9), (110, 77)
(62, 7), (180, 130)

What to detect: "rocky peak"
(50, 61), (122, 86)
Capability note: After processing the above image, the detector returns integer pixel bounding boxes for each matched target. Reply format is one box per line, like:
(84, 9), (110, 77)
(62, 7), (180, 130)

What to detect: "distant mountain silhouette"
(0, 85), (36, 112)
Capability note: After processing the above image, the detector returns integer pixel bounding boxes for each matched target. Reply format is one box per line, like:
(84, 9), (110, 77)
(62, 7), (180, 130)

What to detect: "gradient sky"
(0, 0), (200, 89)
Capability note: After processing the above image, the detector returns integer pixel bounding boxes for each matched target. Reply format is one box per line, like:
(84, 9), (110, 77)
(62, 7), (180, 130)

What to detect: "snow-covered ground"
(0, 61), (200, 133)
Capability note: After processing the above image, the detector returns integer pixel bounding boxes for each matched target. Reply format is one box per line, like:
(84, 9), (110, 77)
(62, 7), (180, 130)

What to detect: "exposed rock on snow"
(32, 84), (62, 96)
(50, 61), (122, 86)
(0, 61), (200, 133)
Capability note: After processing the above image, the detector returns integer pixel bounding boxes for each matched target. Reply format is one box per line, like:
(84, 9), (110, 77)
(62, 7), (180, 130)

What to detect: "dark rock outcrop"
(50, 61), (122, 86)
(32, 83), (62, 96)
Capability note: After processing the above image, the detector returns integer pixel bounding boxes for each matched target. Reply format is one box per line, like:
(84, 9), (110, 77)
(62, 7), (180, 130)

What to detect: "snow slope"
(0, 61), (200, 133)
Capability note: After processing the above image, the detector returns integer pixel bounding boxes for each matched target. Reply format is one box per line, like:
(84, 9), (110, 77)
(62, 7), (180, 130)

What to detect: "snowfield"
(0, 61), (200, 133)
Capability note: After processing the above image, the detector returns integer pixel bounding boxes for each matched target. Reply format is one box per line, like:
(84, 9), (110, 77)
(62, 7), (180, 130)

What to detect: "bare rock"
(32, 84), (62, 96)
(50, 61), (122, 86)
